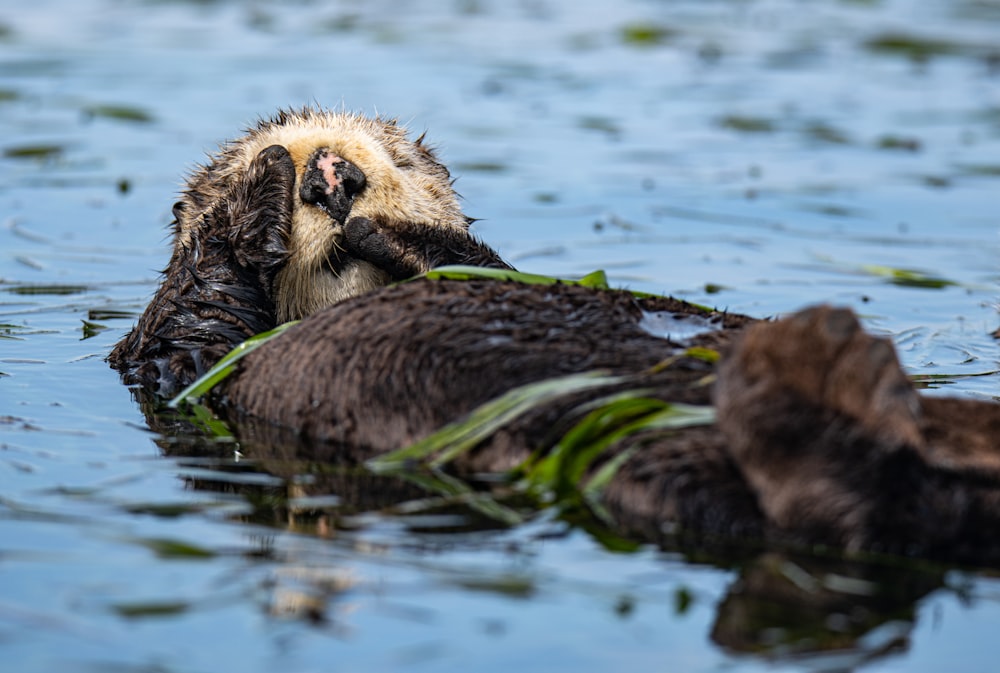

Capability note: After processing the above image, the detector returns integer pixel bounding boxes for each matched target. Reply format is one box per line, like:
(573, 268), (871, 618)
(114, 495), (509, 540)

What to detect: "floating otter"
(111, 108), (1000, 566)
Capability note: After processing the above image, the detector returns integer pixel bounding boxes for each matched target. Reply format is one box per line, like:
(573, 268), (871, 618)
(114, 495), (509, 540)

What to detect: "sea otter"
(110, 108), (510, 395)
(111, 107), (1000, 566)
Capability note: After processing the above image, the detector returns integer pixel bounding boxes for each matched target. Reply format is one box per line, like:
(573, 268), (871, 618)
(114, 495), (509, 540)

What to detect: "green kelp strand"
(526, 401), (716, 503)
(859, 264), (956, 289)
(426, 372), (626, 468)
(910, 370), (1000, 382)
(390, 468), (523, 526)
(524, 396), (669, 496)
(420, 265), (712, 304)
(168, 320), (299, 408)
(422, 265), (609, 291)
(910, 369), (1000, 388)
(367, 371), (626, 472)
(171, 365), (235, 408)
(582, 445), (639, 521)
(576, 269), (610, 289)
(185, 401), (235, 439)
(422, 265), (574, 286)
(684, 346), (720, 364)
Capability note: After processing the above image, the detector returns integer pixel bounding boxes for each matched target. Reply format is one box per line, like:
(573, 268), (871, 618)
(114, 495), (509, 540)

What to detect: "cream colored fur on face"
(175, 109), (468, 323)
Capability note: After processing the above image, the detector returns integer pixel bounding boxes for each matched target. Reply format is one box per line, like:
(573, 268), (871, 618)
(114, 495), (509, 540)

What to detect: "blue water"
(2, 0), (1000, 670)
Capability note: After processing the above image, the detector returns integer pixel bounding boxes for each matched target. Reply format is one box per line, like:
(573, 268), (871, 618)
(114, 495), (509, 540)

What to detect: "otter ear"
(171, 201), (186, 222)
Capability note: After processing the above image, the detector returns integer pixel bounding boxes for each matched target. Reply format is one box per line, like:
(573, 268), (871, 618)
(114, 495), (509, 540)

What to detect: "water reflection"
(712, 553), (939, 668)
(136, 390), (959, 670)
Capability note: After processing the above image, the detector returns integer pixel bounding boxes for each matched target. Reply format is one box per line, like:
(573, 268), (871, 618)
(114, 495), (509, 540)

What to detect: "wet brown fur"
(715, 306), (1000, 561)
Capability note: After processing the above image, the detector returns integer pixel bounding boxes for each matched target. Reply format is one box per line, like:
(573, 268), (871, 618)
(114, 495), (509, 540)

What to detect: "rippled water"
(2, 1), (1000, 671)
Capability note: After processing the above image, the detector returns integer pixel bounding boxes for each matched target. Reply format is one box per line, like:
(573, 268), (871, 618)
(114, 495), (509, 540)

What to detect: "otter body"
(222, 279), (750, 468)
(111, 108), (1000, 567)
(219, 291), (1000, 564)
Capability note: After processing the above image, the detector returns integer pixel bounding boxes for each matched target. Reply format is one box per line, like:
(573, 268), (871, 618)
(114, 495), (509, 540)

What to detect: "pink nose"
(300, 148), (367, 223)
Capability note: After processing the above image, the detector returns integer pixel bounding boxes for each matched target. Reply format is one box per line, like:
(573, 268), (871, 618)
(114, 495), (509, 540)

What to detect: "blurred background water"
(2, 0), (1000, 671)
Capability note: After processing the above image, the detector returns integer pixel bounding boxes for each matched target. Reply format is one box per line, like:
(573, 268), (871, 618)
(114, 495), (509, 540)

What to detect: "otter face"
(176, 108), (469, 322)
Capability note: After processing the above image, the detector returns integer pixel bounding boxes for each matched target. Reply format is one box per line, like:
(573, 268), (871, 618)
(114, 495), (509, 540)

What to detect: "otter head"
(175, 108), (469, 323)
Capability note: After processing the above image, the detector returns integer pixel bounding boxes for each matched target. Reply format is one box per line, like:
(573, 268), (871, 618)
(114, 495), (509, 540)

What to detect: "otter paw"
(716, 305), (923, 453)
(253, 144), (297, 203)
(343, 216), (418, 280)
(223, 144), (295, 278)
(714, 306), (937, 551)
(246, 144), (297, 202)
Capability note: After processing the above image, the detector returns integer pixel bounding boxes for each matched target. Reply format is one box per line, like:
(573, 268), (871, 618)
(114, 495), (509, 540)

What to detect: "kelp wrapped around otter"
(112, 108), (1000, 567)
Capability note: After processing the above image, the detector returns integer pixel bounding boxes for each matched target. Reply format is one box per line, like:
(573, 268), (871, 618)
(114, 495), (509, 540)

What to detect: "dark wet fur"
(715, 306), (1000, 564)
(109, 145), (294, 396)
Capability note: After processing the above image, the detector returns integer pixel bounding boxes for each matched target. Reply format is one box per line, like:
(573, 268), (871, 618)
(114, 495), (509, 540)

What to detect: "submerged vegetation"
(863, 32), (974, 61)
(82, 104), (155, 124)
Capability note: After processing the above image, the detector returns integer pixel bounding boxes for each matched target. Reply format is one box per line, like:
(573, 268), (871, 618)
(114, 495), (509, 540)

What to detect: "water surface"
(2, 1), (1000, 671)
